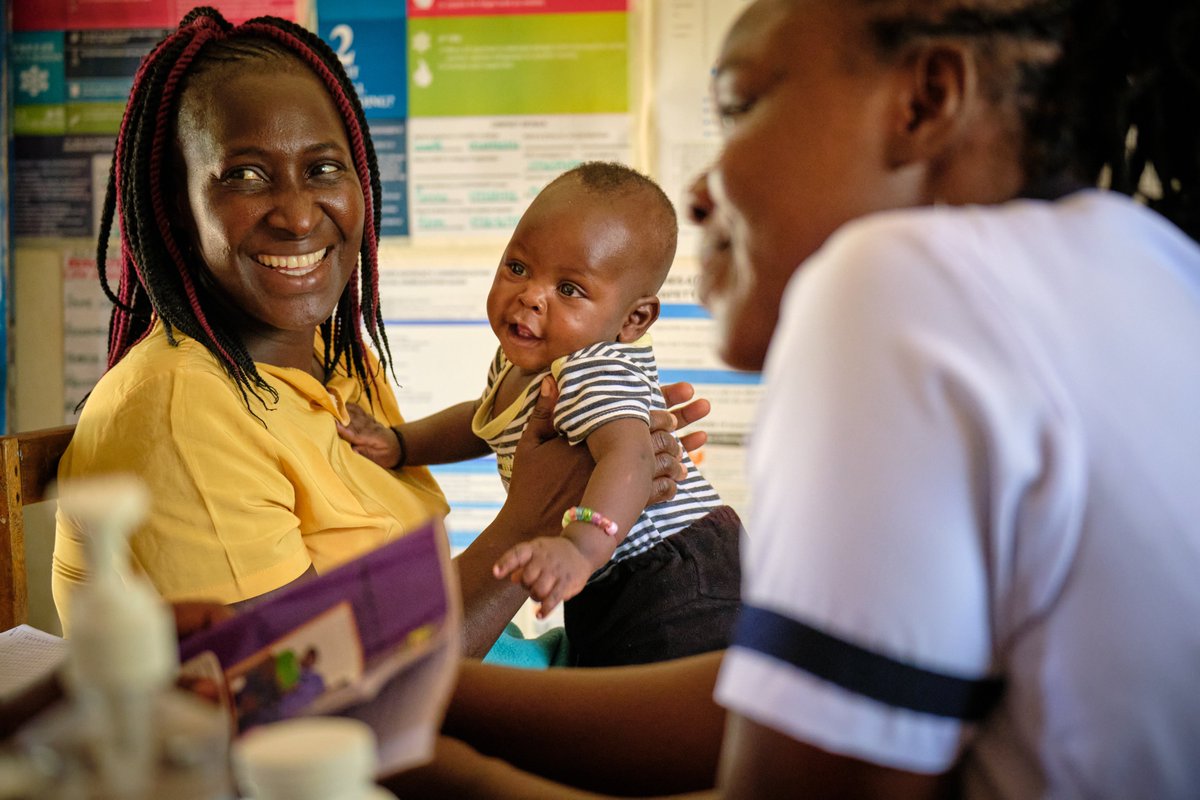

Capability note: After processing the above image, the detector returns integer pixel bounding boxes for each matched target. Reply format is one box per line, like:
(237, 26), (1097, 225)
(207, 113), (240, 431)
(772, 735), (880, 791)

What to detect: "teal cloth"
(483, 623), (571, 669)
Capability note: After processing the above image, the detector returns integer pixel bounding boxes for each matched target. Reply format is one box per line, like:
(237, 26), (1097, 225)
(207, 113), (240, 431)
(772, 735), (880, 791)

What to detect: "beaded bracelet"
(561, 506), (619, 537)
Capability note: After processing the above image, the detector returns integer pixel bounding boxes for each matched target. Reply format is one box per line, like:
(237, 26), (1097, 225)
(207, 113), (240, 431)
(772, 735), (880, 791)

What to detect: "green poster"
(409, 12), (627, 117)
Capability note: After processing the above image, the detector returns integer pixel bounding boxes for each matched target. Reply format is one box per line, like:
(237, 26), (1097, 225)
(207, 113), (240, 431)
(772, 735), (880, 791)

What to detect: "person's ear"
(885, 42), (974, 167)
(617, 296), (660, 343)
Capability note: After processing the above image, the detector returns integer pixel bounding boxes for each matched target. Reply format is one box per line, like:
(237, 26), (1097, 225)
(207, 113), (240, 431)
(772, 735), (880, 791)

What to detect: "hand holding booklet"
(177, 517), (460, 774)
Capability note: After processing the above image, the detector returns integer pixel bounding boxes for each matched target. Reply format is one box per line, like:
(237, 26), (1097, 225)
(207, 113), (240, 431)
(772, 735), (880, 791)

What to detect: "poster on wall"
(406, 0), (632, 240)
(318, 0), (410, 237)
(61, 253), (111, 422)
(650, 0), (752, 253)
(11, 1), (303, 244)
(11, 27), (162, 240)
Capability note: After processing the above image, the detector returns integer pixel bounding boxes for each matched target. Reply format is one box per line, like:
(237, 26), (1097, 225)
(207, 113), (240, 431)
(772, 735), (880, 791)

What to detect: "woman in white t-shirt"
(388, 0), (1200, 797)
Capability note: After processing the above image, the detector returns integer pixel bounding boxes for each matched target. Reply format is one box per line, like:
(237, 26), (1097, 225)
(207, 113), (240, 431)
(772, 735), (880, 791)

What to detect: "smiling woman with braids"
(51, 6), (704, 655)
(383, 0), (1200, 798)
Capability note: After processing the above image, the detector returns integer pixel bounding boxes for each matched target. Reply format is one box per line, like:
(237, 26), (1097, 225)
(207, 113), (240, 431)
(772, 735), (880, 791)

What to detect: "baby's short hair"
(551, 161), (679, 287)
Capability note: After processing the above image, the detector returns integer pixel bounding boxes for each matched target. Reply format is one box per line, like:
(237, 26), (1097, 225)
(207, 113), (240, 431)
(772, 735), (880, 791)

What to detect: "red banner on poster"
(15, 0), (300, 31)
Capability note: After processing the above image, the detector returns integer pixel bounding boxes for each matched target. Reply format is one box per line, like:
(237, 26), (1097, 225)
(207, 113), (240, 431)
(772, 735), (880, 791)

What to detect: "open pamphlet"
(0, 625), (68, 703)
(178, 518), (460, 774)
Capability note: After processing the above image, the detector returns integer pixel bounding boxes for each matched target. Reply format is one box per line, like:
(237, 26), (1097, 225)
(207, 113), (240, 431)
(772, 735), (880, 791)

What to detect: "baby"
(340, 162), (741, 666)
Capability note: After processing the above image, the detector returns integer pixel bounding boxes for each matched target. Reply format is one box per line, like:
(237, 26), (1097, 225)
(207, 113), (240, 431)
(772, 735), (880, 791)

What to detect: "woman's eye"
(716, 97), (755, 128)
(223, 167), (264, 182)
(311, 162), (343, 178)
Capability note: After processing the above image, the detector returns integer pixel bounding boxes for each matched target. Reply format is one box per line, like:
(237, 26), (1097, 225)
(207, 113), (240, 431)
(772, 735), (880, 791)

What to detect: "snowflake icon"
(412, 31), (431, 53)
(20, 65), (50, 98)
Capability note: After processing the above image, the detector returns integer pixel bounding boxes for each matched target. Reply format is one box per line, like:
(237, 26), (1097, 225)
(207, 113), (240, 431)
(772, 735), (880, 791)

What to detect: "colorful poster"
(407, 10), (626, 117)
(319, 12), (407, 118)
(408, 113), (629, 238)
(406, 1), (631, 241)
(65, 28), (167, 135)
(318, 4), (409, 235)
(12, 32), (67, 136)
(12, 136), (113, 239)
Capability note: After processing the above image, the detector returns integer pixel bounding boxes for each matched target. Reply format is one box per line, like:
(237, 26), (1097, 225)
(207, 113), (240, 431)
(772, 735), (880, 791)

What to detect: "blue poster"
(319, 3), (409, 237)
(367, 119), (410, 238)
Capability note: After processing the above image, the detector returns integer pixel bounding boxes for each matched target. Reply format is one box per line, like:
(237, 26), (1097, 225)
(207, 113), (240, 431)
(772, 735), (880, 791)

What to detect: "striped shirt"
(470, 335), (721, 565)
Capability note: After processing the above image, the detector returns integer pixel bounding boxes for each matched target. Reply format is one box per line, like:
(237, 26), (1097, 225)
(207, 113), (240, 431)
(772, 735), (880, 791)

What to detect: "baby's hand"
(336, 403), (402, 469)
(493, 537), (592, 618)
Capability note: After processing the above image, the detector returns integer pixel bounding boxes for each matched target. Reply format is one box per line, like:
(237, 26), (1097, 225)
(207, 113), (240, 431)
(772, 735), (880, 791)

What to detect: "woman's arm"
(716, 714), (951, 800)
(453, 379), (706, 657)
(447, 652), (726, 795)
(405, 651), (726, 797)
(453, 378), (589, 655)
(386, 653), (950, 800)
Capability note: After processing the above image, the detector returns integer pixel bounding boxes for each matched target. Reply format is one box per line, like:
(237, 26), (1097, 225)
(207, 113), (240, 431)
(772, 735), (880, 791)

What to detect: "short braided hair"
(859, 0), (1200, 241)
(98, 5), (391, 409)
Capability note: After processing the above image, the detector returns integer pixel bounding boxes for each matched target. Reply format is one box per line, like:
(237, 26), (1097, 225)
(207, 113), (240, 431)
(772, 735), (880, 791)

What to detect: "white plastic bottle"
(16, 474), (233, 800)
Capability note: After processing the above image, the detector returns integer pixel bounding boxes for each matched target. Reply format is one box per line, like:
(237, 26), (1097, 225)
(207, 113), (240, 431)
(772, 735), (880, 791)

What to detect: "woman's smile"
(254, 247), (331, 276)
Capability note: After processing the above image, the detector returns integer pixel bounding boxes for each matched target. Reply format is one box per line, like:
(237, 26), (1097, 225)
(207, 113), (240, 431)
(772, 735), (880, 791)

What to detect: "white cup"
(233, 717), (396, 800)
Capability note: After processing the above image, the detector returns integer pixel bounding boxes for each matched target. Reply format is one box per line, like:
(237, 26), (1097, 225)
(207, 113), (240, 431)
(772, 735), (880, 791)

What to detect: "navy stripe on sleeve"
(732, 605), (1004, 721)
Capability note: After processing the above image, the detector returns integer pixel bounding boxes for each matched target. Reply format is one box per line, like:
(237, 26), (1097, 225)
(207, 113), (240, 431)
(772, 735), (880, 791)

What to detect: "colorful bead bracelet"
(561, 506), (619, 537)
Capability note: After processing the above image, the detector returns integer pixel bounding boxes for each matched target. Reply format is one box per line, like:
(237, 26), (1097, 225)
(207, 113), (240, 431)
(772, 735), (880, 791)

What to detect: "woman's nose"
(266, 185), (319, 236)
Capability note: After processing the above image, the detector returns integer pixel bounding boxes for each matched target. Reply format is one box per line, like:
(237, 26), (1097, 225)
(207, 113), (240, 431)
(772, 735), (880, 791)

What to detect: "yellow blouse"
(53, 323), (448, 634)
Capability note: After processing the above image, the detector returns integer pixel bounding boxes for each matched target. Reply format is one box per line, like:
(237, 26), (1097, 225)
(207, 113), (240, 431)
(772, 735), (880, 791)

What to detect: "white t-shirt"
(716, 191), (1200, 799)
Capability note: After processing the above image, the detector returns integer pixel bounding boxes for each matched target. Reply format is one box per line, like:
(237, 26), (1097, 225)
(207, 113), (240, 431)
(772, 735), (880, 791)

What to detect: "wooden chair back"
(0, 425), (74, 630)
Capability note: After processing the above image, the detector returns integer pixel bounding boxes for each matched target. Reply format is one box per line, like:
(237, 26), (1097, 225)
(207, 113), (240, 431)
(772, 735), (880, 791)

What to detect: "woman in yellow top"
(52, 7), (699, 656)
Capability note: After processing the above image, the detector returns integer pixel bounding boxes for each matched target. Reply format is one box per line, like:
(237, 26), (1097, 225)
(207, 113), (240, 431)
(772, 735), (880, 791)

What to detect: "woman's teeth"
(257, 249), (326, 275)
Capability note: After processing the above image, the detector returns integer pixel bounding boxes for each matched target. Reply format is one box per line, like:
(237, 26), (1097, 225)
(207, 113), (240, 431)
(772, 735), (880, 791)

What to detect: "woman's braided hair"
(861, 0), (1200, 241)
(98, 5), (391, 408)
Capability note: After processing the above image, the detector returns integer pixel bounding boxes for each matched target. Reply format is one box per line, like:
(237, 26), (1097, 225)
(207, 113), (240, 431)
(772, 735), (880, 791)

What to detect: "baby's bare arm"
(565, 417), (653, 564)
(401, 400), (490, 465)
(493, 417), (654, 615)
(338, 400), (487, 468)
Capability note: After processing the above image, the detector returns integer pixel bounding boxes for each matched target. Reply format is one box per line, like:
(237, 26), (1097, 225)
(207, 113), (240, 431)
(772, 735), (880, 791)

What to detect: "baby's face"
(487, 182), (654, 375)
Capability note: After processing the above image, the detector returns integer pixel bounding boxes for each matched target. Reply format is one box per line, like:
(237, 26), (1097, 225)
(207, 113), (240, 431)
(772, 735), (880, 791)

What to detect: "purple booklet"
(178, 519), (459, 765)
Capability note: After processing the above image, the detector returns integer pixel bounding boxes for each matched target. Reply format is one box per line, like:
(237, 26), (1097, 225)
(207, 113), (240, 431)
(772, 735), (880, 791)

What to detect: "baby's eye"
(558, 282), (583, 297)
(507, 262), (527, 276)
